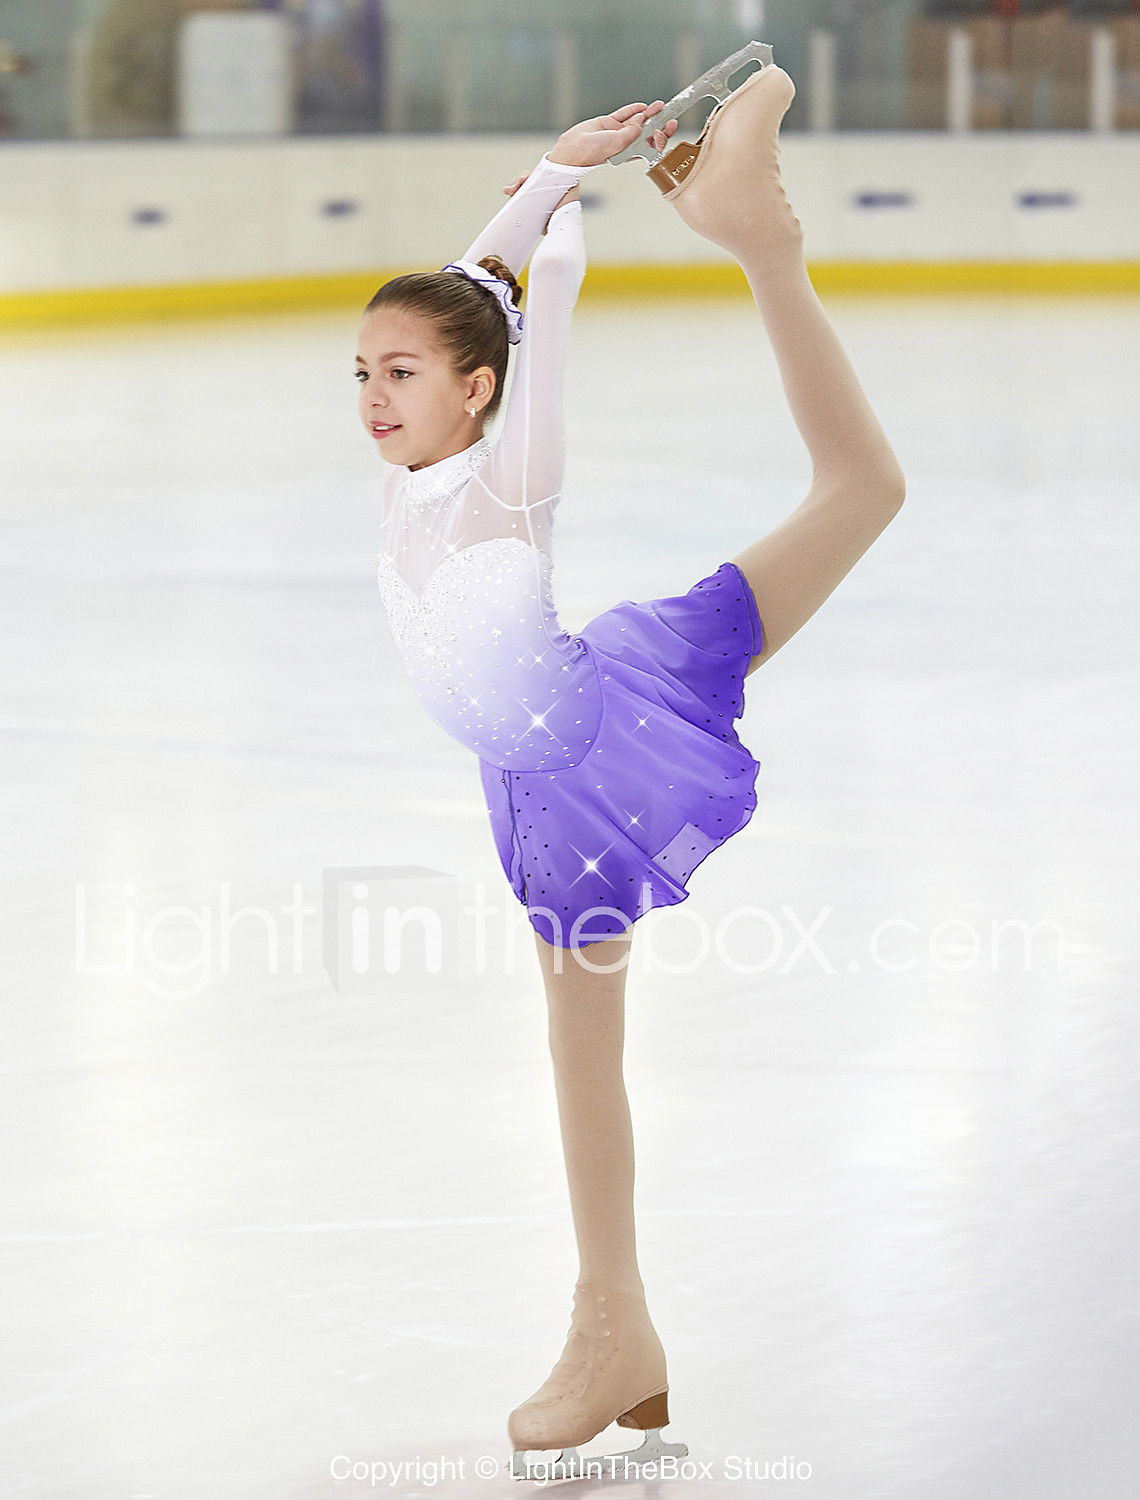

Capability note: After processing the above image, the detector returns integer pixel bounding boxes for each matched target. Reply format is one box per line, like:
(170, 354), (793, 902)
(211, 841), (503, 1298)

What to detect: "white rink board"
(1, 132), (1139, 292)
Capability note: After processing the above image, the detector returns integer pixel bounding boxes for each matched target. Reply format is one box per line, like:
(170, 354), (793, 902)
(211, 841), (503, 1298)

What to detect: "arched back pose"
(358, 62), (905, 1476)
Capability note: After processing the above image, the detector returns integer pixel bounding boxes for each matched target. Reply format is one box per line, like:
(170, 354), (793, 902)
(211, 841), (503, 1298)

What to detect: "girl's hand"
(547, 101), (678, 168)
(501, 104), (678, 194)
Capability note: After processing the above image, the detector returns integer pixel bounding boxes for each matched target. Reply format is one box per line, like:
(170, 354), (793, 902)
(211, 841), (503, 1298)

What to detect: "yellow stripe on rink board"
(806, 261), (1140, 296)
(0, 272), (411, 327)
(2, 261), (1140, 326)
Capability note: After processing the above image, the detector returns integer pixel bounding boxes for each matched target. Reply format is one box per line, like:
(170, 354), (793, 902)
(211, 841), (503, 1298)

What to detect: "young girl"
(357, 63), (905, 1473)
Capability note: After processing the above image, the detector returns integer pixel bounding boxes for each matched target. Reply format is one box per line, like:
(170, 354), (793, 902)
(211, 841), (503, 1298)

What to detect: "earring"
(468, 407), (478, 418)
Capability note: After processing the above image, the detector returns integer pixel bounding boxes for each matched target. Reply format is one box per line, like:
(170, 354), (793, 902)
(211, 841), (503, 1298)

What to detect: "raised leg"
(663, 66), (907, 673)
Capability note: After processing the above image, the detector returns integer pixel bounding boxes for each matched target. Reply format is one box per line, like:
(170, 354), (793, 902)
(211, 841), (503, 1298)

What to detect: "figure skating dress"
(376, 153), (764, 949)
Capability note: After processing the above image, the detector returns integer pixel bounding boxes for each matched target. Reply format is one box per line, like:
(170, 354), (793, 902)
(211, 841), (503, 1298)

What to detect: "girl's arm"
(460, 101), (674, 276)
(474, 104), (676, 512)
(485, 195), (586, 510)
(461, 154), (593, 278)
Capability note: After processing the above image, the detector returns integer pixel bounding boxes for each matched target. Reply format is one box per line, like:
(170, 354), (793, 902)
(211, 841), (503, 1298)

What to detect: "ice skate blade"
(510, 1430), (688, 1482)
(608, 39), (774, 169)
(510, 1447), (585, 1482)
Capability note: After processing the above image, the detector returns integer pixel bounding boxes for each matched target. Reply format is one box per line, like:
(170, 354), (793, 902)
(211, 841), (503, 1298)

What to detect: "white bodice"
(376, 534), (600, 771)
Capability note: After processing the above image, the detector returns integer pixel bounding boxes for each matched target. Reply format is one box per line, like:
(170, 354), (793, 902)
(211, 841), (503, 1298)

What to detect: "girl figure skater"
(357, 61), (905, 1475)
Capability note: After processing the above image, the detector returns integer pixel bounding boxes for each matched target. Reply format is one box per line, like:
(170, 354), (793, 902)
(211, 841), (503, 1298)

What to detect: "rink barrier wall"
(1, 131), (1139, 323)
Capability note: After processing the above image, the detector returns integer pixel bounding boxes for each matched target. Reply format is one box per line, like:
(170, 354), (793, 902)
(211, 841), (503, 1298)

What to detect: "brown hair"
(364, 254), (523, 420)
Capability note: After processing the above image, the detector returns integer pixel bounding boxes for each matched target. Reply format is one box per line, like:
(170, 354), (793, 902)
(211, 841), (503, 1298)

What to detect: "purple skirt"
(478, 560), (764, 950)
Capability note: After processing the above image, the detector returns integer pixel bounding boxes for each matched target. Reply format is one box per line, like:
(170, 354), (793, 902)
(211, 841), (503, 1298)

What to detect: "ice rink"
(2, 293), (1138, 1498)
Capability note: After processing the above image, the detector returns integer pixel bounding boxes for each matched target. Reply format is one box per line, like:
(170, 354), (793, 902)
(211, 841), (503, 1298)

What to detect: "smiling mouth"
(371, 423), (401, 437)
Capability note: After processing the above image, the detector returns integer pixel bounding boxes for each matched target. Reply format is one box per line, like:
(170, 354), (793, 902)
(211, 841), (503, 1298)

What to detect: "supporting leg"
(534, 930), (642, 1293)
(507, 932), (679, 1462)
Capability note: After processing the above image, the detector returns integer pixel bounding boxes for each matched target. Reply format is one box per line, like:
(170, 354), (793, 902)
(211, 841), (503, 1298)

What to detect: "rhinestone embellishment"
(375, 536), (602, 773)
(401, 436), (493, 510)
(377, 538), (552, 666)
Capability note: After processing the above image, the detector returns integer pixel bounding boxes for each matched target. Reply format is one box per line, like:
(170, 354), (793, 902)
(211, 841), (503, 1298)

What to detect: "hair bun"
(477, 255), (523, 308)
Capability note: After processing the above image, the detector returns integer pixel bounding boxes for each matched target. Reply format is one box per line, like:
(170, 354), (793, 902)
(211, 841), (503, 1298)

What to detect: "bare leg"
(535, 930), (643, 1293)
(663, 66), (906, 672)
(507, 931), (670, 1454)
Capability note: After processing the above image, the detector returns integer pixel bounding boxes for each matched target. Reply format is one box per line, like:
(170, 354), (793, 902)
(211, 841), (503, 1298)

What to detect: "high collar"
(401, 436), (493, 507)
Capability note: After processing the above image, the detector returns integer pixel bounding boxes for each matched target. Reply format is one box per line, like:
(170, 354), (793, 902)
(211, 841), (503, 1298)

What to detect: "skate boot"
(610, 43), (801, 262)
(507, 1282), (688, 1481)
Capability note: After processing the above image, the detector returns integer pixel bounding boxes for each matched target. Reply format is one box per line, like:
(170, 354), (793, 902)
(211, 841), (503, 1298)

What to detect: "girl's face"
(355, 307), (495, 471)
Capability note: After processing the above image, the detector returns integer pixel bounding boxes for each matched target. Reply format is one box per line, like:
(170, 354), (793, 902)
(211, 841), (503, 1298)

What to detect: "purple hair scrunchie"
(440, 259), (524, 345)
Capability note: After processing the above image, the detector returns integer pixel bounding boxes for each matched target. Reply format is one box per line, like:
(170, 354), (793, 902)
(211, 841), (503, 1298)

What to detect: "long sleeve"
(461, 153), (594, 280)
(484, 196), (586, 516)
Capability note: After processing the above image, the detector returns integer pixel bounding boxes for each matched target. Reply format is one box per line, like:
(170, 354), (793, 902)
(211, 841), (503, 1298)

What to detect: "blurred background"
(2, 0), (1140, 141)
(2, 0), (1140, 315)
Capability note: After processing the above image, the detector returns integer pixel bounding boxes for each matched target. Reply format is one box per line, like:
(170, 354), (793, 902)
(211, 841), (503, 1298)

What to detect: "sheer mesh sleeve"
(462, 153), (592, 516)
(460, 151), (594, 279)
(481, 198), (586, 519)
(411, 154), (590, 569)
